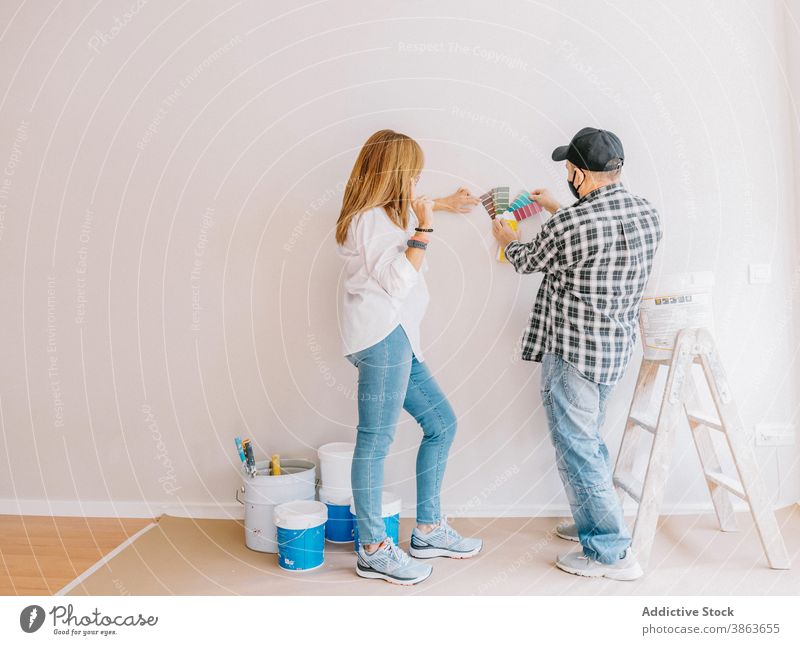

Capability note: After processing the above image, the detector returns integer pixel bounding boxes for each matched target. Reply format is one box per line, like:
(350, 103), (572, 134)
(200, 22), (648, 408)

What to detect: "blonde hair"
(336, 129), (424, 245)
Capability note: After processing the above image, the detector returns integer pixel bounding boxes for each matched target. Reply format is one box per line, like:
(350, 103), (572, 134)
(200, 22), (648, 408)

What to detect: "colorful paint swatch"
(479, 190), (496, 219)
(508, 191), (532, 212)
(508, 191), (543, 221)
(513, 201), (543, 221)
(496, 214), (518, 263)
(493, 186), (510, 215)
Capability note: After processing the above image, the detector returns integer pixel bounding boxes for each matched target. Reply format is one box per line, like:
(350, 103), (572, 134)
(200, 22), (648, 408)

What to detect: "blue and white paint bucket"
(319, 488), (354, 543)
(350, 492), (402, 552)
(274, 500), (328, 571)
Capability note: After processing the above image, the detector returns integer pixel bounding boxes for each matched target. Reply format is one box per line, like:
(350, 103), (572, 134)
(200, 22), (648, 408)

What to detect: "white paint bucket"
(317, 442), (354, 502)
(640, 272), (715, 361)
(274, 500), (328, 571)
(236, 458), (316, 553)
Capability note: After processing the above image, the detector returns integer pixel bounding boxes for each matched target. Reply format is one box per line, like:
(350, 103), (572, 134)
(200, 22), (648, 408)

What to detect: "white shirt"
(337, 206), (430, 360)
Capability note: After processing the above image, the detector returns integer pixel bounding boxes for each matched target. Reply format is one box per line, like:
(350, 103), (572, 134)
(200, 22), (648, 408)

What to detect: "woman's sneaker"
(409, 517), (483, 559)
(356, 537), (432, 585)
(555, 522), (580, 542)
(555, 547), (644, 581)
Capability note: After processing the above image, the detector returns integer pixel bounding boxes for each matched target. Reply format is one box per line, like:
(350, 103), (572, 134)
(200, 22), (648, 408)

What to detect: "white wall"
(0, 0), (798, 519)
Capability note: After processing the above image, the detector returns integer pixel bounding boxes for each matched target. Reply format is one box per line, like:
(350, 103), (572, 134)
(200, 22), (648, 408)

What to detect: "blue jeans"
(540, 353), (630, 563)
(346, 325), (457, 544)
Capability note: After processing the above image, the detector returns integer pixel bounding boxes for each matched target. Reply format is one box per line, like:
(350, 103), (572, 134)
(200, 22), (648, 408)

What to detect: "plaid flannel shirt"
(504, 183), (662, 384)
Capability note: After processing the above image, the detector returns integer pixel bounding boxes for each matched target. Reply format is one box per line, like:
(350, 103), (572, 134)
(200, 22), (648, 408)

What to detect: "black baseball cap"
(551, 127), (625, 171)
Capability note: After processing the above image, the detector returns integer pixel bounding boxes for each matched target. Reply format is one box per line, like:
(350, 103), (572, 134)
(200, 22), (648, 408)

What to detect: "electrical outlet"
(748, 263), (772, 284)
(755, 423), (795, 447)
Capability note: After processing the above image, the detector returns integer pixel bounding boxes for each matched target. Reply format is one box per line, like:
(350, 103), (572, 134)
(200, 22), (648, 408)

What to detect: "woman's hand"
(412, 196), (435, 229)
(529, 188), (562, 215)
(492, 219), (521, 247)
(434, 187), (480, 214)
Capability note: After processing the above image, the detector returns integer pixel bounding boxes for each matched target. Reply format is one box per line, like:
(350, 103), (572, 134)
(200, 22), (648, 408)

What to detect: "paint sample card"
(496, 216), (518, 263)
(508, 191), (544, 221)
(509, 191), (532, 212)
(514, 201), (543, 221)
(479, 190), (496, 219)
(493, 186), (510, 215)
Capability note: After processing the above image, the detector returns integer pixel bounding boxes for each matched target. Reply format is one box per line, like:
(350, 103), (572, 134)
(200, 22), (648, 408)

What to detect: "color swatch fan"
(479, 186), (545, 263)
(507, 191), (543, 221)
(479, 187), (542, 221)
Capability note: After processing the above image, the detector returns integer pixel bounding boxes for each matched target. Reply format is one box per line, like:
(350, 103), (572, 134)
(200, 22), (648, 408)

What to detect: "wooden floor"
(0, 515), (155, 595)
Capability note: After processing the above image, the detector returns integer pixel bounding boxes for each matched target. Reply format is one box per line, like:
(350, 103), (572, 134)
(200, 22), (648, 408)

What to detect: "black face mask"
(568, 168), (584, 200)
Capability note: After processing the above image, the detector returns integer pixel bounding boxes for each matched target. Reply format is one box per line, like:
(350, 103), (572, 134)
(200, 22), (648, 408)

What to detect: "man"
(492, 127), (662, 581)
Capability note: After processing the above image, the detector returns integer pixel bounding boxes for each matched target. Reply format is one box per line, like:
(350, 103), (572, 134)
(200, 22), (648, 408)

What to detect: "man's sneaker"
(356, 537), (432, 585)
(555, 522), (579, 542)
(409, 517), (483, 559)
(555, 547), (643, 581)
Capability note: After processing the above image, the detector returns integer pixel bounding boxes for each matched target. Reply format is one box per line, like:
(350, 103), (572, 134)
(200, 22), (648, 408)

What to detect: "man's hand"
(411, 196), (435, 229)
(491, 218), (521, 248)
(435, 187), (480, 214)
(529, 188), (562, 215)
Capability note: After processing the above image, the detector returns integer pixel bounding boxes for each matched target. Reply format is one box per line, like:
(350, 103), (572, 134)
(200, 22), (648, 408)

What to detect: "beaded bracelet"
(415, 227), (433, 233)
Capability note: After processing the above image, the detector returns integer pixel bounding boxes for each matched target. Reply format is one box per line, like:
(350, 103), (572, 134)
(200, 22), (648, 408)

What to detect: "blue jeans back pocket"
(561, 361), (600, 413)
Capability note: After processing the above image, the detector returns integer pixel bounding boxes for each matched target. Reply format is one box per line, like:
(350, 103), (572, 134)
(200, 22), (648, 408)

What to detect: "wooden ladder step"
(613, 473), (643, 503)
(687, 408), (723, 431)
(705, 470), (746, 499)
(629, 411), (657, 434)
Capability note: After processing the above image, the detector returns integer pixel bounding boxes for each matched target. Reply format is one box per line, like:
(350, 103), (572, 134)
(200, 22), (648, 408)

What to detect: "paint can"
(236, 458), (315, 553)
(640, 272), (715, 360)
(350, 491), (402, 552)
(274, 500), (328, 571)
(318, 488), (354, 543)
(317, 442), (354, 503)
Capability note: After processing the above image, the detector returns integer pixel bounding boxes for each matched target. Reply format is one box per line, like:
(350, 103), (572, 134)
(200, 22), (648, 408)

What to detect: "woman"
(336, 129), (482, 586)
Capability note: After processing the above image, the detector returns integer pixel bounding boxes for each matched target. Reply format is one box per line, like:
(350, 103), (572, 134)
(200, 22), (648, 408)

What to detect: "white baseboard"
(0, 498), (242, 520)
(3, 497), (796, 520)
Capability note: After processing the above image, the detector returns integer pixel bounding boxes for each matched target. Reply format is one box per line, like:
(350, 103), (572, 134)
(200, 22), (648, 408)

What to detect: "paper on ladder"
(639, 272), (714, 360)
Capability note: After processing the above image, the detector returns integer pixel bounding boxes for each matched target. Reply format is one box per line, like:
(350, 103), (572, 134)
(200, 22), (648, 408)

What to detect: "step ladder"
(612, 327), (790, 570)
